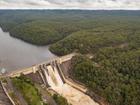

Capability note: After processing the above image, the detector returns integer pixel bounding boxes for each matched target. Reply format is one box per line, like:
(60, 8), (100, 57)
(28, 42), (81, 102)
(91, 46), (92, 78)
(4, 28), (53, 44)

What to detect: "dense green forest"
(0, 10), (140, 105)
(0, 10), (140, 46)
(71, 47), (140, 105)
(50, 19), (140, 55)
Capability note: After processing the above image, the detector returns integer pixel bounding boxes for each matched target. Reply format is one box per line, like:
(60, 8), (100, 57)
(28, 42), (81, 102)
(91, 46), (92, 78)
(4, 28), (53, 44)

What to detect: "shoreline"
(0, 27), (57, 72)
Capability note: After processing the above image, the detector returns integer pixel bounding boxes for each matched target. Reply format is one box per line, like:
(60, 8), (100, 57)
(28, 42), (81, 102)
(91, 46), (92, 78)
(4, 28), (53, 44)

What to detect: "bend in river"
(0, 28), (57, 72)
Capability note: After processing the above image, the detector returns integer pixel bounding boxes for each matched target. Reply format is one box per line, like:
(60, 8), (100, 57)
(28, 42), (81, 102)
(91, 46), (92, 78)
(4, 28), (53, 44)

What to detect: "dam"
(38, 56), (99, 105)
(1, 54), (99, 105)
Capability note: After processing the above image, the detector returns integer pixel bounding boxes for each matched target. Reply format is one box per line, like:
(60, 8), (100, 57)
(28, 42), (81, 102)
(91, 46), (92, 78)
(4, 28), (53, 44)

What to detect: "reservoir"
(0, 28), (56, 72)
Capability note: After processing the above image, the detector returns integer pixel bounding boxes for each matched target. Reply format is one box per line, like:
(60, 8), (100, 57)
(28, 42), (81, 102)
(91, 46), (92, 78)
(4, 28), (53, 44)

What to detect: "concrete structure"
(3, 53), (76, 78)
(58, 53), (77, 63)
(0, 53), (100, 105)
(38, 61), (99, 105)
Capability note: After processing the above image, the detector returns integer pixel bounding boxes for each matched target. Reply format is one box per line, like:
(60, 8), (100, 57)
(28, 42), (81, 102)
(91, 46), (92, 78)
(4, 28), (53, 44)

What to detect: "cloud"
(0, 0), (140, 10)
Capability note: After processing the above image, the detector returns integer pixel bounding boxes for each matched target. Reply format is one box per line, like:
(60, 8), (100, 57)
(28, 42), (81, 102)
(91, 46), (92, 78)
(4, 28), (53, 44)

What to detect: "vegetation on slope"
(0, 10), (140, 46)
(12, 76), (47, 105)
(50, 27), (128, 55)
(50, 21), (140, 55)
(71, 47), (140, 105)
(0, 10), (140, 105)
(53, 94), (70, 105)
(0, 10), (97, 45)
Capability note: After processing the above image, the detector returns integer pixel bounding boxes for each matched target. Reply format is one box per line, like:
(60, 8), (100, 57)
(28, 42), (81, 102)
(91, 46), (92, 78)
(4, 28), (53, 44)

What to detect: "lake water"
(0, 28), (56, 72)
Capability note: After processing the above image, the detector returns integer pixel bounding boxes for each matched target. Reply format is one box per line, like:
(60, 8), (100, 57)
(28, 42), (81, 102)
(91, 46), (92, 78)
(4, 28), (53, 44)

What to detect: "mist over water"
(0, 28), (56, 71)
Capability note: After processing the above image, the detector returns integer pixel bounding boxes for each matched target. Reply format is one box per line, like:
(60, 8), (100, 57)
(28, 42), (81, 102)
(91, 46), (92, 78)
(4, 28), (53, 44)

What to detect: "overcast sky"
(0, 0), (140, 10)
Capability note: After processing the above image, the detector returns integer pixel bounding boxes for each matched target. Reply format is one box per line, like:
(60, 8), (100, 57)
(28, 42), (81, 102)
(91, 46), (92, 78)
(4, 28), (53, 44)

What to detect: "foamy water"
(45, 65), (99, 105)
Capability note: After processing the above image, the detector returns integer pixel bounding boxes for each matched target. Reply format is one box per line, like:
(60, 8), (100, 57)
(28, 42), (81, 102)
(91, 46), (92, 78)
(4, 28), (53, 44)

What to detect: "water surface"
(0, 28), (56, 71)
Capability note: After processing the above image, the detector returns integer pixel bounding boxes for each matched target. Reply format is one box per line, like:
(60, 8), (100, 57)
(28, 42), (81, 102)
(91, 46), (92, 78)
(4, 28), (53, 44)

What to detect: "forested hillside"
(0, 10), (140, 105)
(71, 47), (140, 105)
(0, 10), (140, 46)
(49, 14), (140, 55)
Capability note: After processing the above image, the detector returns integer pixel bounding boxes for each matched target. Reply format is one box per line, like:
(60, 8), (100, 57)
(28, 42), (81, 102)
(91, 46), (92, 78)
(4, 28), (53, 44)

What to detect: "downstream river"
(0, 28), (56, 72)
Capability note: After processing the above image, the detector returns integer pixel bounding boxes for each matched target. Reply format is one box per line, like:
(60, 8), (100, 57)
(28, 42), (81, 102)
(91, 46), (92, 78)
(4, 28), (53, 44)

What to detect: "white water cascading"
(42, 63), (99, 105)
(45, 65), (64, 88)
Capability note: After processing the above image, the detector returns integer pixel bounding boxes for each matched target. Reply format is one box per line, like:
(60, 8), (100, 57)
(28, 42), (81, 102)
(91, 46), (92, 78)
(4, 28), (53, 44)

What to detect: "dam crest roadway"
(1, 53), (99, 105)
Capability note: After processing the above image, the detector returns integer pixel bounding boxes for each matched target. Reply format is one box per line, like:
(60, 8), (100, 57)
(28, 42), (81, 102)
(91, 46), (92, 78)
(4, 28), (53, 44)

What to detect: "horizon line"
(0, 8), (140, 11)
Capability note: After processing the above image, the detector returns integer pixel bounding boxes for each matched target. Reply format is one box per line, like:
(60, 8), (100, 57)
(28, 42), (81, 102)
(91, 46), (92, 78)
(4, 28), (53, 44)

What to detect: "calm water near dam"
(0, 28), (56, 72)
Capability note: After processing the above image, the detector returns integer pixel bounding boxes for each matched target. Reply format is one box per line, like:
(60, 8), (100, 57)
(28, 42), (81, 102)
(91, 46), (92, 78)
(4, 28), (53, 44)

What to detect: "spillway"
(41, 63), (99, 105)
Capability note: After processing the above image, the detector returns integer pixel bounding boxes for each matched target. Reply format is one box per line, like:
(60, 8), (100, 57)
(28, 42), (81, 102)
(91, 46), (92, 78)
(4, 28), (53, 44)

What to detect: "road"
(0, 81), (12, 105)
(6, 78), (28, 105)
